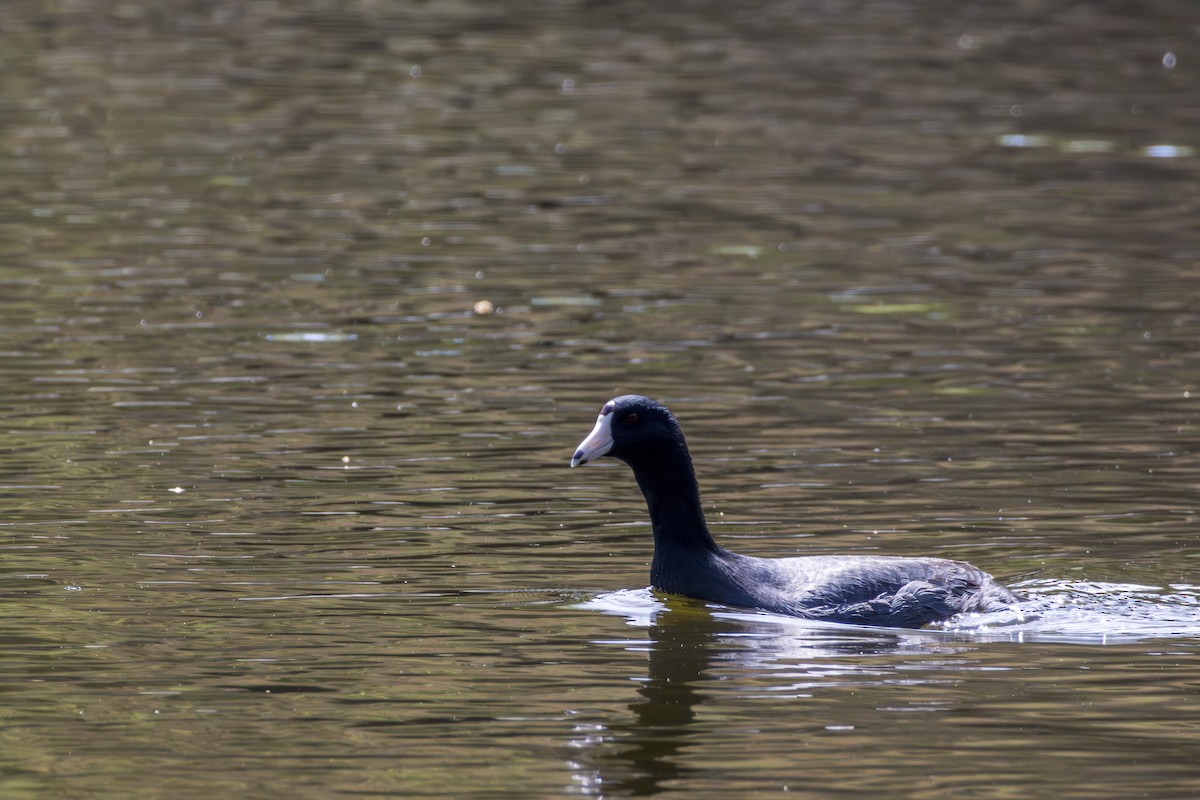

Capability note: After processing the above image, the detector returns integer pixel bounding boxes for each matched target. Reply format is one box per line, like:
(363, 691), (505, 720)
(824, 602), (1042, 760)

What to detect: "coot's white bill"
(570, 410), (613, 466)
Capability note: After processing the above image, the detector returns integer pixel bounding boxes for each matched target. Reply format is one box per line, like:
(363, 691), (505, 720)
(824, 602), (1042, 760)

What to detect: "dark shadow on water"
(602, 606), (718, 795)
(573, 591), (918, 795)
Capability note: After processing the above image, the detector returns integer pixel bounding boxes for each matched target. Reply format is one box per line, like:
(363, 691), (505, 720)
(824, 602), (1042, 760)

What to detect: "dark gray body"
(654, 546), (1018, 628)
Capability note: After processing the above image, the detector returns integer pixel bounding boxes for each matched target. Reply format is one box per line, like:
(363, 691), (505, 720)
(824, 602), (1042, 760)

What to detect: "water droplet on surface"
(1144, 144), (1194, 158)
(264, 331), (357, 343)
(997, 133), (1053, 148)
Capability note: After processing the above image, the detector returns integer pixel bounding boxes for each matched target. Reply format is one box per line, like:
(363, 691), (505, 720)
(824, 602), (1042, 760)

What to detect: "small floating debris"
(496, 164), (538, 176)
(169, 486), (185, 494)
(472, 299), (496, 315)
(1060, 139), (1115, 153)
(847, 302), (947, 316)
(264, 331), (358, 343)
(530, 295), (601, 307)
(712, 245), (765, 258)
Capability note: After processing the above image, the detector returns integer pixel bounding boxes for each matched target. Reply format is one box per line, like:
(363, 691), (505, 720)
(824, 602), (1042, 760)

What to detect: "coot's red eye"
(626, 412), (639, 423)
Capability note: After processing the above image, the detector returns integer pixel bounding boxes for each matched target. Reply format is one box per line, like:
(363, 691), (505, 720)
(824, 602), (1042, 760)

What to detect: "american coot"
(570, 395), (1019, 628)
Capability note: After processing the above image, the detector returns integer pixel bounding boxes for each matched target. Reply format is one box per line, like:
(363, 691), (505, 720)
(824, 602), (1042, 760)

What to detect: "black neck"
(623, 442), (722, 562)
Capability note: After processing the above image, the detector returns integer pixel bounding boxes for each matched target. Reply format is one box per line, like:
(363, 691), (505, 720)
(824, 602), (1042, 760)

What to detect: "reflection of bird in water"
(615, 606), (717, 795)
(576, 597), (918, 796)
(571, 395), (1018, 628)
(565, 602), (727, 796)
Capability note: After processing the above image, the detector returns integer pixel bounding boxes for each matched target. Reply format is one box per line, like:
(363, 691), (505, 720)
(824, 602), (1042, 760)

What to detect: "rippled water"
(2, 0), (1199, 798)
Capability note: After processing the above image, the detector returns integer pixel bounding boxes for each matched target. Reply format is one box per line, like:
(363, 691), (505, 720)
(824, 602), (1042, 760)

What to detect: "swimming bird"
(570, 394), (1018, 628)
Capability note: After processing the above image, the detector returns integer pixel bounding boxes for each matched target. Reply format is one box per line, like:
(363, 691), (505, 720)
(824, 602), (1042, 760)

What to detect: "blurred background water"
(1, 1), (1198, 797)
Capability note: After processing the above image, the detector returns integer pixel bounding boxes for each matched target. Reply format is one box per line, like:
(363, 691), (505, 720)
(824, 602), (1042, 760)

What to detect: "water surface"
(2, 1), (1199, 798)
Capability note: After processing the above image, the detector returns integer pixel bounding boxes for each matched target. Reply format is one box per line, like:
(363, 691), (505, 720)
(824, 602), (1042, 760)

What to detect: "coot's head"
(570, 395), (683, 467)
